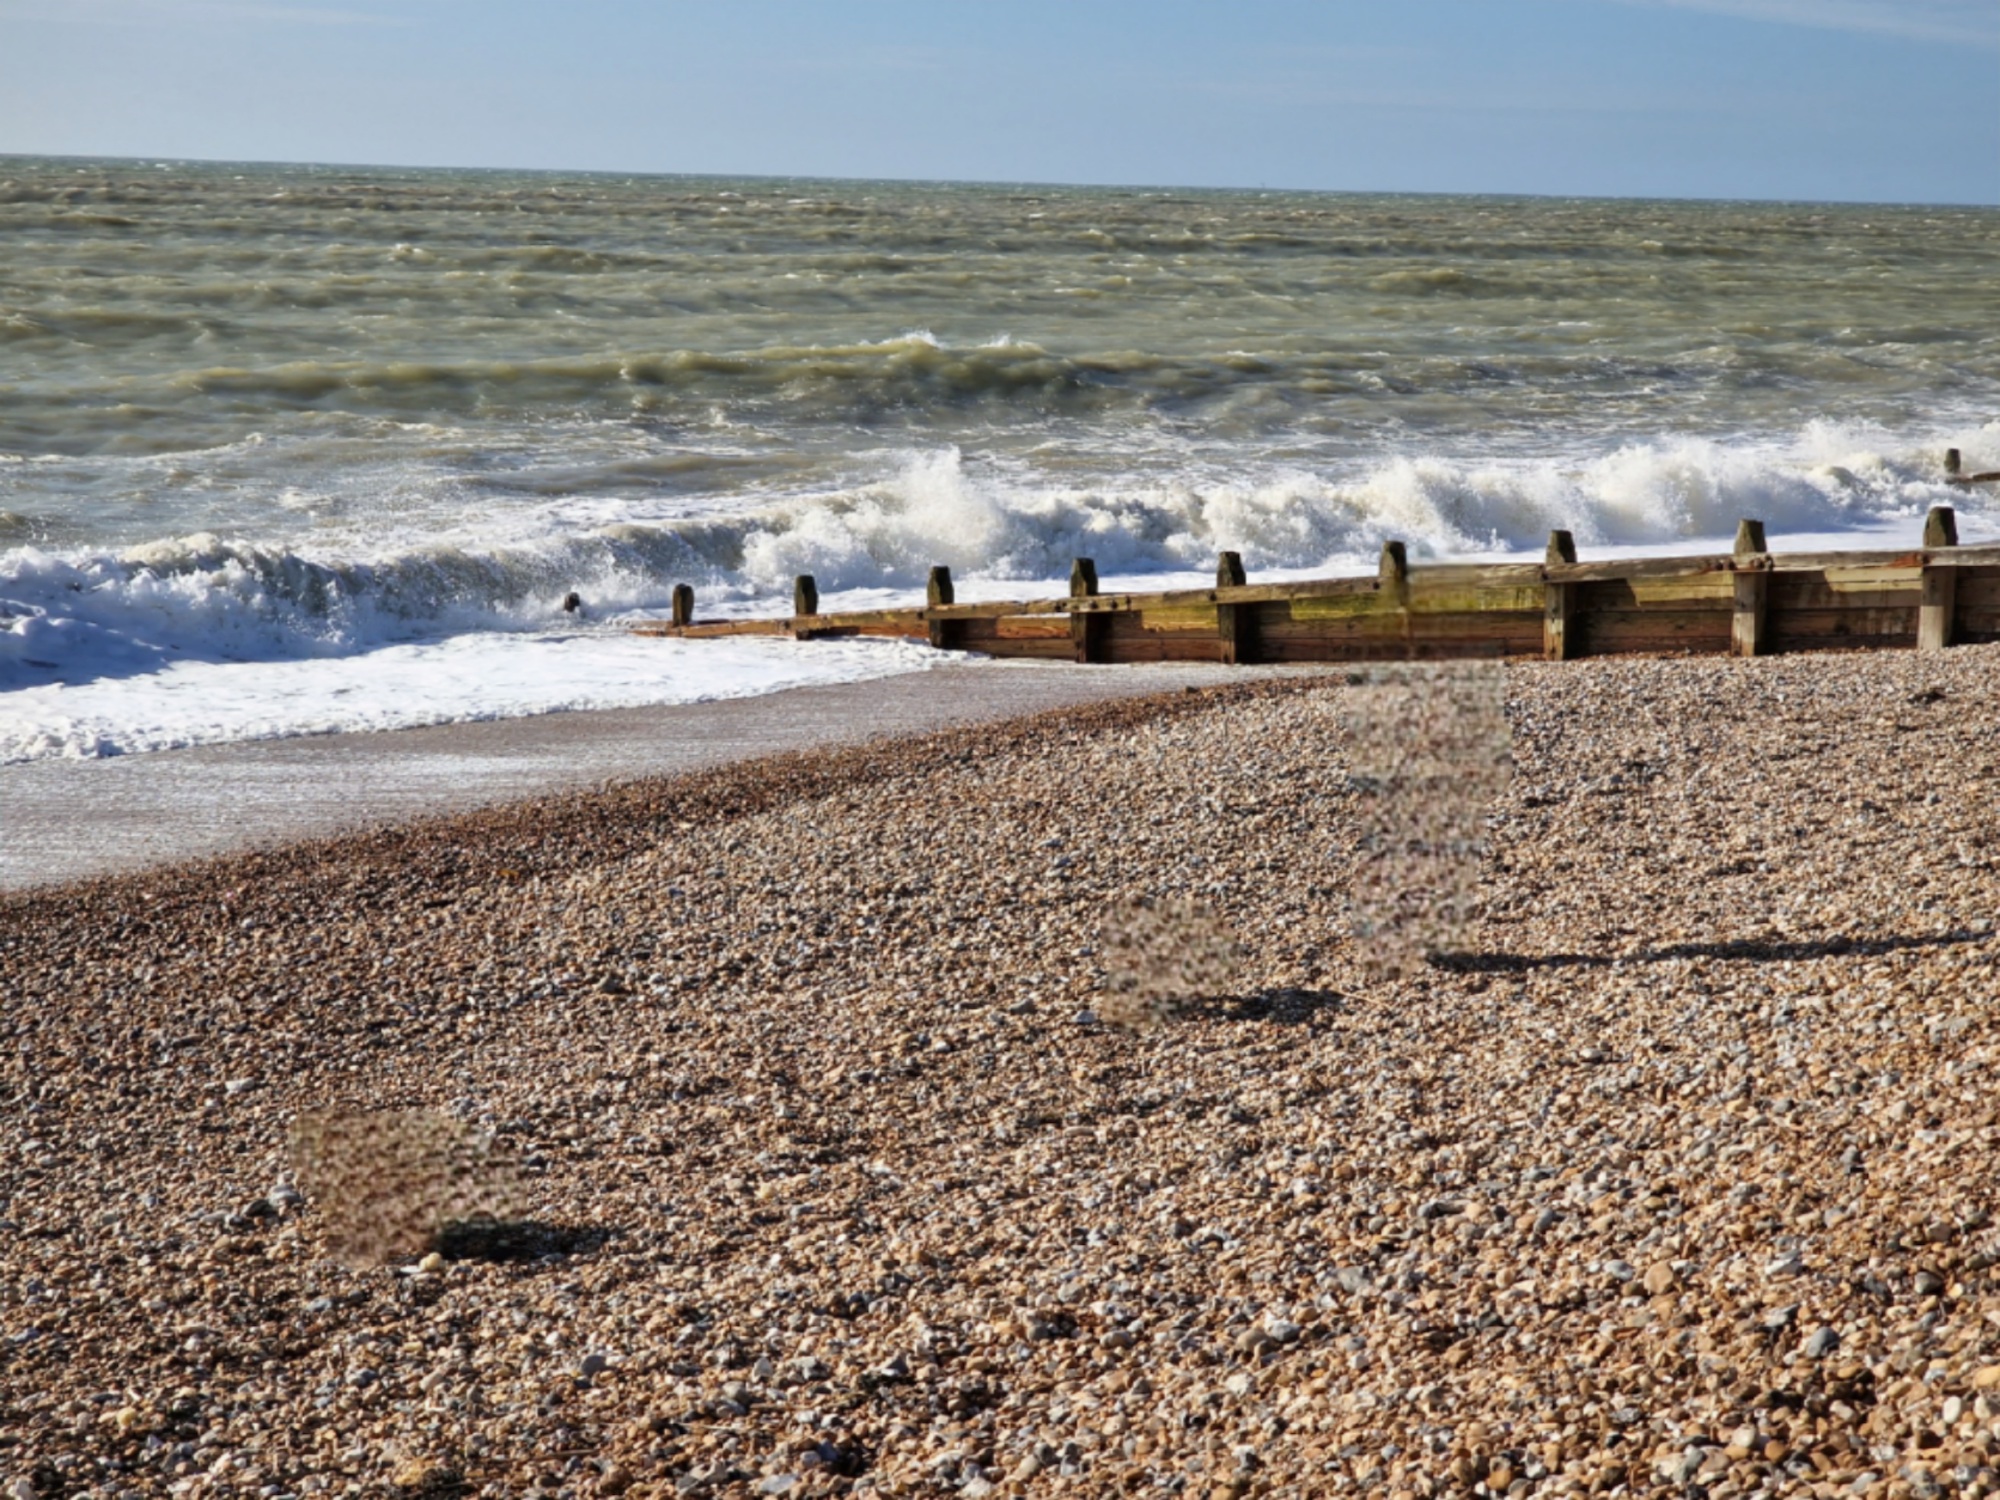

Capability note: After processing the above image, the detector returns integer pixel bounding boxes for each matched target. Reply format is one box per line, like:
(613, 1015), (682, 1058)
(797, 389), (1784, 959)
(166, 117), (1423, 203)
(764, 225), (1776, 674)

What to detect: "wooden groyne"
(634, 506), (2000, 665)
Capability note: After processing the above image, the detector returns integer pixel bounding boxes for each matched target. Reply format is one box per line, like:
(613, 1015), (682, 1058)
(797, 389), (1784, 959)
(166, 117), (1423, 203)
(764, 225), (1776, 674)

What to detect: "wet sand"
(0, 661), (1315, 892)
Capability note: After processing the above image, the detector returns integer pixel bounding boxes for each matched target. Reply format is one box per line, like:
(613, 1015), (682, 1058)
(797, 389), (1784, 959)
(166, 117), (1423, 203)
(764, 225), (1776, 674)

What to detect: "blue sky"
(1, 0), (1994, 203)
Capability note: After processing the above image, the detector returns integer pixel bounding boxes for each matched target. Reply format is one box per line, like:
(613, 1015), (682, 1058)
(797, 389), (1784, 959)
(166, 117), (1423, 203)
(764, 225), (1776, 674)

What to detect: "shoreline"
(0, 660), (1320, 894)
(5, 648), (2000, 1495)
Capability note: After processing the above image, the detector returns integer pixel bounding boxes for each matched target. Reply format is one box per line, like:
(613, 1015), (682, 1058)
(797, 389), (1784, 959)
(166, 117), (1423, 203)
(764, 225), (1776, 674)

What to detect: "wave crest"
(3, 424), (1986, 696)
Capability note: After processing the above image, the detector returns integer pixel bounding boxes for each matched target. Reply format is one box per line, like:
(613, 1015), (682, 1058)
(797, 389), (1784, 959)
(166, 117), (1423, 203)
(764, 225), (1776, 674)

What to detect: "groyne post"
(1379, 541), (1409, 602)
(793, 574), (819, 638)
(1379, 540), (1412, 656)
(926, 565), (963, 651)
(1920, 506), (1959, 653)
(670, 584), (694, 628)
(1070, 558), (1109, 664)
(1215, 551), (1258, 665)
(1731, 519), (1769, 658)
(1544, 529), (1578, 662)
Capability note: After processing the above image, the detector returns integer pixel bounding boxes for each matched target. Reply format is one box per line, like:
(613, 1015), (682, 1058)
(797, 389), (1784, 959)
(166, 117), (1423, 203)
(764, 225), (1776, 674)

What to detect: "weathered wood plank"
(1770, 574), (1918, 611)
(1138, 605), (1222, 632)
(1105, 613), (1225, 662)
(1577, 579), (1730, 613)
(1625, 575), (1737, 604)
(1817, 567), (1923, 593)
(1261, 611), (1543, 647)
(993, 615), (1074, 641)
(1770, 609), (1917, 649)
(1408, 583), (1549, 612)
(1578, 610), (1732, 654)
(632, 618), (795, 640)
(1544, 555), (1731, 583)
(1955, 571), (2000, 608)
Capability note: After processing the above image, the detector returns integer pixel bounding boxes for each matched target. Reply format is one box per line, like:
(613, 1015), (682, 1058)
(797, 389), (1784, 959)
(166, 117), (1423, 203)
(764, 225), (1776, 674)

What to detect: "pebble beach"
(5, 649), (2000, 1500)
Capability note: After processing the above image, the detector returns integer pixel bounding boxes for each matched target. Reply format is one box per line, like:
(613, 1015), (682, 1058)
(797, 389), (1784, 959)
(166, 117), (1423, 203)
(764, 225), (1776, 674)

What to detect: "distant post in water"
(1543, 529), (1578, 662)
(1730, 519), (1769, 658)
(926, 565), (963, 651)
(1946, 448), (1962, 477)
(670, 583), (694, 628)
(1215, 550), (1255, 664)
(1069, 557), (1110, 664)
(1920, 505), (1959, 653)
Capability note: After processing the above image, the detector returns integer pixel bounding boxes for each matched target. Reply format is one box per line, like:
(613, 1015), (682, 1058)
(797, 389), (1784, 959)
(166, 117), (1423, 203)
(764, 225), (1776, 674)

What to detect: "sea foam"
(1, 421), (1992, 762)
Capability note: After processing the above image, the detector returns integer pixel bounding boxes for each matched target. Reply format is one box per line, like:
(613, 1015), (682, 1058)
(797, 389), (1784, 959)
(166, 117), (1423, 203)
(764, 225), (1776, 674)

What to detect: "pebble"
(7, 656), (2000, 1493)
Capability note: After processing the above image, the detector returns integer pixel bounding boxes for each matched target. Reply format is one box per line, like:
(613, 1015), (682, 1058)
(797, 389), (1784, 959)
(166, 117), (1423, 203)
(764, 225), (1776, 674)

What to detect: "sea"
(3, 157), (1997, 763)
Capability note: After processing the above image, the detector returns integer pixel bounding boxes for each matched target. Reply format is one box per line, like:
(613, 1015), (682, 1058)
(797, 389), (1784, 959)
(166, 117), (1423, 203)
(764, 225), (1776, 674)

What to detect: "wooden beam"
(1544, 529), (1578, 661)
(1731, 520), (1769, 658)
(1216, 551), (1247, 588)
(1920, 507), (1958, 653)
(633, 617), (794, 640)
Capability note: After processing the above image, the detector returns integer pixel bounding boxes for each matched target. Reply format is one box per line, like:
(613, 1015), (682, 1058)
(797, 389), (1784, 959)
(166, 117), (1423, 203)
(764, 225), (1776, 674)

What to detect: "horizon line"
(3, 149), (1993, 213)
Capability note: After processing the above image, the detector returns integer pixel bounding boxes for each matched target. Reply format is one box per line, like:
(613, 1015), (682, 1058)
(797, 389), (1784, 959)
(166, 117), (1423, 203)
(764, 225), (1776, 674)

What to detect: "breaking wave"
(5, 422), (1987, 696)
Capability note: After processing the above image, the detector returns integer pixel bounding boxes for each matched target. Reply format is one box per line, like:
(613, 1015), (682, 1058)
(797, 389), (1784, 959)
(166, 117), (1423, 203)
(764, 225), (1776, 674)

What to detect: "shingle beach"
(6, 650), (2000, 1500)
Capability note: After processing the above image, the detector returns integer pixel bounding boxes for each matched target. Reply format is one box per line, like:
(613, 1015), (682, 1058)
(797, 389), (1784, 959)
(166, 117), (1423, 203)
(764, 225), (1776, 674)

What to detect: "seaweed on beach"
(287, 1108), (524, 1268)
(1339, 661), (1514, 976)
(1097, 891), (1245, 1029)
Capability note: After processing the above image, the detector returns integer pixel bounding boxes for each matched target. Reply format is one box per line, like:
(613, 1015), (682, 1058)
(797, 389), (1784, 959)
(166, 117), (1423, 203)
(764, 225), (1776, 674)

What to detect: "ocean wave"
(5, 424), (1985, 700)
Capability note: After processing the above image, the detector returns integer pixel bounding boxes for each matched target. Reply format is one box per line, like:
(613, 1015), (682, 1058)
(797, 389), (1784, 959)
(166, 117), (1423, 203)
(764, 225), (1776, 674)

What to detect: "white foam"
(0, 629), (941, 764)
(4, 418), (1993, 763)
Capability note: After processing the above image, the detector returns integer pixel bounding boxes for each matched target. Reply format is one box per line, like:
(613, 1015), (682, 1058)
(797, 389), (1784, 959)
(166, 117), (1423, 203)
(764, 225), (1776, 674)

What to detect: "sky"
(0, 0), (1994, 204)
